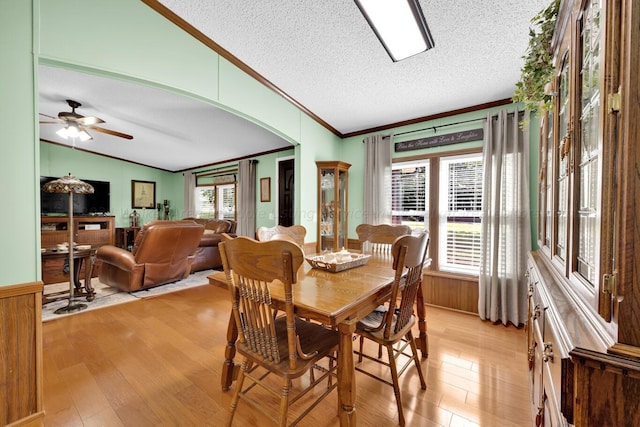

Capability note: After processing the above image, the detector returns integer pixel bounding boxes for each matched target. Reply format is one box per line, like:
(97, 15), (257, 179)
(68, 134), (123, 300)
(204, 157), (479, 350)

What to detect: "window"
(392, 151), (483, 275)
(439, 154), (483, 274)
(195, 173), (237, 220)
(391, 160), (429, 230)
(217, 184), (236, 220)
(195, 186), (216, 218)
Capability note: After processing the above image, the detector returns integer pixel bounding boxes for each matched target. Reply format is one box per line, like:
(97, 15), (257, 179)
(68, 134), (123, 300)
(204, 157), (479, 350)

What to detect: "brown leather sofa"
(96, 220), (205, 292)
(182, 218), (237, 271)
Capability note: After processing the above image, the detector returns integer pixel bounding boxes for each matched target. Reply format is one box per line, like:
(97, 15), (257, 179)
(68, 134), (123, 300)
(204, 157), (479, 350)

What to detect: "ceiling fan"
(39, 99), (133, 141)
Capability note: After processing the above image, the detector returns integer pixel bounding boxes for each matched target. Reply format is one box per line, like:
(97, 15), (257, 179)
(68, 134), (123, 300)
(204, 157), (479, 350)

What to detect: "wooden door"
(278, 158), (294, 226)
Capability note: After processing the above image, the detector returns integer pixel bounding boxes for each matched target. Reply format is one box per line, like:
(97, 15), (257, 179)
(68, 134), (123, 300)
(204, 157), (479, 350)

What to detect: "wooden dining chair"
(256, 224), (306, 247)
(356, 223), (412, 253)
(219, 236), (339, 427)
(356, 223), (414, 358)
(354, 232), (430, 427)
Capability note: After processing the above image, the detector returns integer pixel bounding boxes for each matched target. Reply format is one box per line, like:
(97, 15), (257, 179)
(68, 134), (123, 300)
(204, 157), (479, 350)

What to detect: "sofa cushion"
(204, 219), (233, 233)
(182, 218), (236, 271)
(200, 232), (224, 246)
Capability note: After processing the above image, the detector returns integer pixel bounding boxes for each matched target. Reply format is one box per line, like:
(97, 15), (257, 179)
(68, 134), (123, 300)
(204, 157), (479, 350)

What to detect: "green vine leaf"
(513, 0), (560, 116)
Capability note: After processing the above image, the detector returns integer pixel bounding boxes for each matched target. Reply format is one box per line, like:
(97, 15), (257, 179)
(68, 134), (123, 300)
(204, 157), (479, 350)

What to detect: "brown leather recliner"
(182, 218), (237, 271)
(96, 220), (205, 292)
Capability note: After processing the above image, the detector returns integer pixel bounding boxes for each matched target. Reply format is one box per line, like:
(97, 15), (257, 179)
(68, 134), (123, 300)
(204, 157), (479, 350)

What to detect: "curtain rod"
(383, 117), (484, 139)
(193, 165), (237, 176)
(195, 168), (238, 178)
(364, 110), (525, 142)
(192, 159), (259, 175)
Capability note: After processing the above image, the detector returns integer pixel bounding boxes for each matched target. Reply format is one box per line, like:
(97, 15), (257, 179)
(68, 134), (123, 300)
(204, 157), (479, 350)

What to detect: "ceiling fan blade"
(39, 121), (61, 124)
(39, 112), (59, 120)
(77, 116), (105, 126)
(90, 126), (133, 140)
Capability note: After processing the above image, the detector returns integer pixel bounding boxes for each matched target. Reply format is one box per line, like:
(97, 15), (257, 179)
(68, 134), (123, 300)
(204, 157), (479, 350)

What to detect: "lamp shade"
(42, 174), (94, 195)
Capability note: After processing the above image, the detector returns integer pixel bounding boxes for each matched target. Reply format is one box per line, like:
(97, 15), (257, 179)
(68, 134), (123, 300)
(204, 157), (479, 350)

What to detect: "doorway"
(277, 158), (294, 226)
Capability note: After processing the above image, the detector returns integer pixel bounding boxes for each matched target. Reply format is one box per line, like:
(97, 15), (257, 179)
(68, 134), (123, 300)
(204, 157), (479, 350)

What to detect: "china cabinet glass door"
(316, 161), (350, 252)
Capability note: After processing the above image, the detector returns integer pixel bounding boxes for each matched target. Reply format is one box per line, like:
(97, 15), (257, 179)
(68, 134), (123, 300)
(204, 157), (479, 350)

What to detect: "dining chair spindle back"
(256, 224), (306, 247)
(356, 223), (412, 253)
(354, 231), (430, 427)
(219, 236), (339, 427)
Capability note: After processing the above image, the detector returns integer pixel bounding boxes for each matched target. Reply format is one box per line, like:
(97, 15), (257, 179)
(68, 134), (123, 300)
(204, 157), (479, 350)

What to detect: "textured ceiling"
(158, 0), (549, 134)
(38, 0), (549, 171)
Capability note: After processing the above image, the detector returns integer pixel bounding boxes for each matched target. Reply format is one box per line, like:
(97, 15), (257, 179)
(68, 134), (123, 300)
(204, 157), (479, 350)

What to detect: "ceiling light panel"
(355, 0), (435, 61)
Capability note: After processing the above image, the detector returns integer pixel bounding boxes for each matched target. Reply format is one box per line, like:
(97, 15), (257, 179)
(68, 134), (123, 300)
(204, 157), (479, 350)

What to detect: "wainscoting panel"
(0, 281), (44, 426)
(423, 271), (479, 313)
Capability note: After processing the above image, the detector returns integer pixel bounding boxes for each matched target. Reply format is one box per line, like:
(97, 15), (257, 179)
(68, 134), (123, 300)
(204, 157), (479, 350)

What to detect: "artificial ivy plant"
(513, 0), (560, 115)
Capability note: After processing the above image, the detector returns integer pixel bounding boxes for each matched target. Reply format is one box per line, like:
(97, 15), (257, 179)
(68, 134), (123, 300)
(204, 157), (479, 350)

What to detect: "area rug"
(42, 269), (217, 322)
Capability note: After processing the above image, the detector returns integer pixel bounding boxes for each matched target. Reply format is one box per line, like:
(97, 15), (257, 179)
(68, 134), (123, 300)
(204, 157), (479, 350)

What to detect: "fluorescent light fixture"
(355, 0), (435, 62)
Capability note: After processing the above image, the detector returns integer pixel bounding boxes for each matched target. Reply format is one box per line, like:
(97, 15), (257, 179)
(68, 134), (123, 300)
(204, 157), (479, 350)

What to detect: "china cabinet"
(527, 0), (640, 426)
(316, 161), (350, 252)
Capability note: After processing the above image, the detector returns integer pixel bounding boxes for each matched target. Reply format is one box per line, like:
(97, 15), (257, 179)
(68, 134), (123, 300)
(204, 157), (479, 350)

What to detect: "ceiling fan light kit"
(56, 122), (93, 141)
(40, 98), (133, 142)
(354, 0), (435, 62)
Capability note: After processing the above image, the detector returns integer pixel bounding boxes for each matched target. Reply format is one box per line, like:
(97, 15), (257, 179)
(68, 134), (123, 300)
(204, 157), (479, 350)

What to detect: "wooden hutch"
(527, 0), (640, 425)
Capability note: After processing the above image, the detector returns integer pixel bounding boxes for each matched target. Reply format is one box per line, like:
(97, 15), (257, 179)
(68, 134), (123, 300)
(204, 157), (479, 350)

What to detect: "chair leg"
(328, 352), (335, 388)
(226, 360), (249, 427)
(278, 377), (290, 427)
(407, 331), (427, 389)
(358, 335), (364, 362)
(386, 344), (405, 427)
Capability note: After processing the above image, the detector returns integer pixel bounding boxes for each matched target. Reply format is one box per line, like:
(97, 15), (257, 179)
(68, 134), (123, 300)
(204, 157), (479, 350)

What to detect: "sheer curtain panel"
(363, 134), (392, 225)
(237, 159), (256, 237)
(478, 109), (531, 326)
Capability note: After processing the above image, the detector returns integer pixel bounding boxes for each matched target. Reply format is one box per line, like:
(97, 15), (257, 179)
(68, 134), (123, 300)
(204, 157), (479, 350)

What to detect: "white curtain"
(183, 172), (196, 218)
(363, 134), (392, 224)
(478, 108), (531, 326)
(236, 159), (256, 237)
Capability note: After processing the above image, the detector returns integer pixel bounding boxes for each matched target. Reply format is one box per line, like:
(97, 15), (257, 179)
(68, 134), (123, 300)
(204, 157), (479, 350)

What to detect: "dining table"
(210, 251), (430, 426)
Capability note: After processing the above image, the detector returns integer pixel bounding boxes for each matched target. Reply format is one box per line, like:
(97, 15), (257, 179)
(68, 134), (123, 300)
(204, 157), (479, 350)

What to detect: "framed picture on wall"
(260, 177), (271, 202)
(132, 180), (156, 209)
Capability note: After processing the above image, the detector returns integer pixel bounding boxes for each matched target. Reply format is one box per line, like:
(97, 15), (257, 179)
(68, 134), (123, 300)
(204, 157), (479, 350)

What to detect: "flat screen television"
(40, 176), (111, 216)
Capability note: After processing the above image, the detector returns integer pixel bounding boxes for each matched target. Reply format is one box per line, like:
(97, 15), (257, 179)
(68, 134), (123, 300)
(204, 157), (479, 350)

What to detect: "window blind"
(391, 160), (429, 230)
(438, 154), (483, 274)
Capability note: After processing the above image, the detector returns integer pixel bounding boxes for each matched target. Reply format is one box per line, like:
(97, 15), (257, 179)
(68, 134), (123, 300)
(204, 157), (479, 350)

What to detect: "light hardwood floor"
(42, 283), (530, 426)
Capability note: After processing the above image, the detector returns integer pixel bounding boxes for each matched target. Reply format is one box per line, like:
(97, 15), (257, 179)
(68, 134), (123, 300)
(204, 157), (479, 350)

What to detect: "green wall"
(40, 142), (180, 227)
(0, 0), (38, 286)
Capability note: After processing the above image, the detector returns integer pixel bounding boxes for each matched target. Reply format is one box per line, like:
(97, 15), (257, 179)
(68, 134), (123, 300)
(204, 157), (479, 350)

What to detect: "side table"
(41, 247), (96, 304)
(115, 226), (140, 251)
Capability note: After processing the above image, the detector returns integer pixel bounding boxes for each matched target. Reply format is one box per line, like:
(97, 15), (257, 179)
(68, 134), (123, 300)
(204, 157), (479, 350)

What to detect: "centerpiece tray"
(305, 252), (371, 272)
